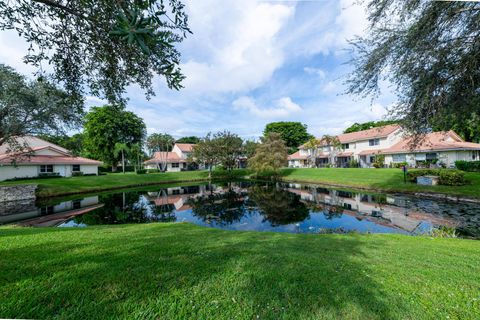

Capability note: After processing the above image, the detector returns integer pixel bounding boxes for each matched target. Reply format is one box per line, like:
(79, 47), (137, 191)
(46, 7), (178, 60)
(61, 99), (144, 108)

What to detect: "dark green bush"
(71, 171), (84, 177)
(455, 160), (480, 172)
(38, 172), (61, 178)
(407, 169), (467, 186)
(147, 169), (160, 173)
(136, 169), (147, 174)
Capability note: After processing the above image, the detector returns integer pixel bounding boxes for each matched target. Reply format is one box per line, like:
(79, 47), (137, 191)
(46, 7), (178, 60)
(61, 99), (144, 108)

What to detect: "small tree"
(243, 140), (259, 160)
(248, 133), (288, 176)
(321, 135), (342, 167)
(191, 133), (220, 179)
(214, 131), (243, 171)
(303, 137), (321, 168)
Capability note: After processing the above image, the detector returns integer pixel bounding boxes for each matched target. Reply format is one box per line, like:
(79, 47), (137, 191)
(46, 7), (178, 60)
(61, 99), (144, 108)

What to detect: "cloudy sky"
(0, 0), (396, 140)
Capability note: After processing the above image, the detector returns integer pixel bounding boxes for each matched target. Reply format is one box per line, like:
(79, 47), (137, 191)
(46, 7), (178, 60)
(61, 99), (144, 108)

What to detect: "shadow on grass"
(0, 224), (403, 319)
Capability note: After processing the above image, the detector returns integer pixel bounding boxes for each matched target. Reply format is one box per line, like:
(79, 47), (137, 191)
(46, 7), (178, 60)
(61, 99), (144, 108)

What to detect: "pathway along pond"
(1, 181), (479, 238)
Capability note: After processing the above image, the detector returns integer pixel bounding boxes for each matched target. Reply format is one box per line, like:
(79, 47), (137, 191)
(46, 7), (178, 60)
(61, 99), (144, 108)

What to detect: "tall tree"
(214, 131), (243, 171)
(113, 143), (130, 174)
(191, 133), (220, 179)
(347, 0), (480, 140)
(263, 122), (313, 153)
(176, 136), (200, 144)
(0, 64), (82, 151)
(39, 133), (85, 156)
(344, 120), (399, 134)
(146, 133), (175, 171)
(83, 105), (146, 171)
(243, 140), (259, 159)
(248, 133), (288, 176)
(0, 0), (190, 104)
(321, 135), (342, 168)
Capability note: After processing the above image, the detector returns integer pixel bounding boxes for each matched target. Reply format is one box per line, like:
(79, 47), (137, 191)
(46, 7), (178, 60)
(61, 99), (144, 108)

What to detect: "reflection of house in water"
(0, 196), (101, 227)
(285, 184), (457, 233)
(146, 185), (212, 212)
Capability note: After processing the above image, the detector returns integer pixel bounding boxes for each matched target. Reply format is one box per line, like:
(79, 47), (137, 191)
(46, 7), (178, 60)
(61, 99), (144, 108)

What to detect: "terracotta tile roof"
(0, 154), (102, 165)
(337, 152), (353, 157)
(382, 131), (480, 154)
(337, 124), (402, 143)
(144, 151), (186, 164)
(358, 149), (384, 156)
(175, 143), (195, 152)
(287, 151), (308, 160)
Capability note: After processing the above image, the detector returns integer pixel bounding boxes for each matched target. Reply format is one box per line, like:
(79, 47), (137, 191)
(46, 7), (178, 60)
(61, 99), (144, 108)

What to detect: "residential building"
(0, 136), (102, 181)
(144, 143), (196, 172)
(288, 125), (480, 168)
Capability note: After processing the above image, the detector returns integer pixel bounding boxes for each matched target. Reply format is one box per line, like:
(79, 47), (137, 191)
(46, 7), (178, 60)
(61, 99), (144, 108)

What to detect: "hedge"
(407, 169), (467, 186)
(455, 160), (480, 172)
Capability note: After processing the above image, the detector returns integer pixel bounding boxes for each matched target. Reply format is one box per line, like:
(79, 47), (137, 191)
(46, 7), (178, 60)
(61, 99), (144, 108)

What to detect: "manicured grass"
(279, 168), (480, 199)
(0, 223), (479, 319)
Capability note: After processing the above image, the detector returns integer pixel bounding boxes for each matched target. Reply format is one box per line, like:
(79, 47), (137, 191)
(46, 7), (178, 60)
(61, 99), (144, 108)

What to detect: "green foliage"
(176, 136), (200, 144)
(146, 169), (160, 174)
(243, 140), (259, 159)
(348, 1), (480, 137)
(71, 172), (84, 177)
(372, 155), (385, 169)
(214, 131), (243, 171)
(0, 64), (83, 151)
(83, 105), (146, 169)
(428, 226), (457, 238)
(455, 161), (480, 172)
(348, 159), (360, 168)
(0, 0), (190, 104)
(39, 133), (85, 156)
(263, 122), (313, 152)
(344, 121), (399, 133)
(38, 173), (61, 178)
(146, 133), (175, 154)
(390, 162), (408, 169)
(407, 169), (467, 186)
(249, 133), (288, 175)
(136, 169), (147, 175)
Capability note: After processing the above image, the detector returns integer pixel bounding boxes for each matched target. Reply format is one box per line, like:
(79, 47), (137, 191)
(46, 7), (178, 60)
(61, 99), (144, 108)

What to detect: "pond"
(1, 181), (479, 238)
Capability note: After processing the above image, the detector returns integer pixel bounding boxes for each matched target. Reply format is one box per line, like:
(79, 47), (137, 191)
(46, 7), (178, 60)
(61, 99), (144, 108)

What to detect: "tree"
(248, 133), (288, 176)
(146, 133), (175, 171)
(347, 1), (480, 140)
(244, 140), (259, 159)
(0, 0), (190, 104)
(303, 137), (320, 168)
(0, 64), (82, 151)
(129, 143), (145, 172)
(321, 135), (342, 168)
(191, 133), (220, 179)
(214, 131), (243, 171)
(344, 120), (399, 134)
(113, 143), (130, 174)
(83, 105), (146, 171)
(39, 133), (85, 156)
(176, 136), (200, 144)
(263, 122), (313, 153)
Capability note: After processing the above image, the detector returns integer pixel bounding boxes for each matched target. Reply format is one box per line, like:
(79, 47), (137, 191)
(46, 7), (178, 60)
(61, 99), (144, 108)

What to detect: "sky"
(0, 0), (396, 140)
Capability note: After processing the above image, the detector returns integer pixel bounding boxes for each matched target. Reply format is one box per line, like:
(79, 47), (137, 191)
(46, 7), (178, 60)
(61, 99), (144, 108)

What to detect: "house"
(289, 125), (480, 168)
(144, 143), (196, 172)
(0, 136), (102, 181)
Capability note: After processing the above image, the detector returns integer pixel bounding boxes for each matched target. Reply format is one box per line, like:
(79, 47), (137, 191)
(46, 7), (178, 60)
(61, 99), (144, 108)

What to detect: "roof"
(382, 131), (480, 154)
(0, 154), (102, 165)
(336, 152), (353, 157)
(287, 151), (308, 160)
(337, 124), (402, 143)
(175, 143), (195, 152)
(144, 151), (186, 164)
(0, 136), (70, 154)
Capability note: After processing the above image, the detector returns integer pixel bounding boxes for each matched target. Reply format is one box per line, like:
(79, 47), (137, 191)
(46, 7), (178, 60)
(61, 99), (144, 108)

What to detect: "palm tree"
(114, 143), (130, 174)
(304, 137), (321, 168)
(130, 143), (143, 172)
(321, 135), (342, 167)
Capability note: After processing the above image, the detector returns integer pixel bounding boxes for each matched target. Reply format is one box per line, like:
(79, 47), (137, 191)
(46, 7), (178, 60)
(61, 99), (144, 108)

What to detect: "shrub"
(348, 159), (359, 168)
(147, 169), (160, 173)
(38, 172), (61, 178)
(391, 162), (408, 168)
(428, 226), (457, 238)
(71, 171), (84, 177)
(455, 160), (480, 172)
(83, 173), (97, 176)
(407, 169), (467, 186)
(372, 155), (385, 168)
(136, 169), (147, 174)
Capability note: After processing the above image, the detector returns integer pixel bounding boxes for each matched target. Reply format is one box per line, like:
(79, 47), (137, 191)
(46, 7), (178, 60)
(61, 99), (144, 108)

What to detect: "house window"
(171, 163), (179, 168)
(369, 156), (375, 163)
(72, 200), (81, 209)
(426, 153), (437, 161)
(342, 143), (349, 149)
(172, 189), (180, 195)
(392, 154), (406, 163)
(40, 165), (53, 173)
(183, 163), (187, 168)
(72, 164), (80, 172)
(369, 139), (380, 146)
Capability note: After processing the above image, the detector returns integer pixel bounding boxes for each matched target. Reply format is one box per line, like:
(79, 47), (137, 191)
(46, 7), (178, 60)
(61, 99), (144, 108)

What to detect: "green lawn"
(279, 168), (480, 199)
(0, 223), (479, 319)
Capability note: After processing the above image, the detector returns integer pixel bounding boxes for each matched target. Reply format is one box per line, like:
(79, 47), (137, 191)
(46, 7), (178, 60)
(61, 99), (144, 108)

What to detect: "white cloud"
(233, 96), (302, 119)
(304, 67), (326, 79)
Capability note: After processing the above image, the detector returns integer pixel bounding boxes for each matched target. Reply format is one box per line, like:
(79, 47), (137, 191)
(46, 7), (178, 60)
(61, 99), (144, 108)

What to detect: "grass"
(278, 168), (480, 199)
(0, 223), (479, 319)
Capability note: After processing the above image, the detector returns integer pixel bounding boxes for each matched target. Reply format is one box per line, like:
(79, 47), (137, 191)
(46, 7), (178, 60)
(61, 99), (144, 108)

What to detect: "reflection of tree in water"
(187, 187), (247, 226)
(73, 191), (176, 225)
(248, 185), (310, 226)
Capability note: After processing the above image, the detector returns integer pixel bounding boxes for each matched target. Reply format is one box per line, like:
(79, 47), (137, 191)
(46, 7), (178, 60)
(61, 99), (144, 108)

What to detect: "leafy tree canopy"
(0, 64), (82, 150)
(176, 136), (200, 144)
(39, 133), (85, 156)
(243, 140), (259, 159)
(249, 133), (288, 175)
(83, 105), (146, 170)
(146, 133), (175, 154)
(343, 120), (399, 134)
(263, 122), (313, 152)
(214, 131), (243, 171)
(0, 0), (190, 104)
(347, 0), (480, 141)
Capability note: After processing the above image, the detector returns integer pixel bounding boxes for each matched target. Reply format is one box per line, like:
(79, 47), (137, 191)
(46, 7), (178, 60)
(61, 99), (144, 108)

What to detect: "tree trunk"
(122, 150), (125, 174)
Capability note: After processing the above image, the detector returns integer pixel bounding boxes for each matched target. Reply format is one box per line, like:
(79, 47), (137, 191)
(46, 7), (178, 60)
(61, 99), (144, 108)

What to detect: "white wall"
(0, 165), (39, 181)
(80, 165), (98, 175)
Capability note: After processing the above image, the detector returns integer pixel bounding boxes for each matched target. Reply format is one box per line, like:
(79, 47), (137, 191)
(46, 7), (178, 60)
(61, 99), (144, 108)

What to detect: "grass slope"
(1, 223), (479, 319)
(279, 168), (480, 199)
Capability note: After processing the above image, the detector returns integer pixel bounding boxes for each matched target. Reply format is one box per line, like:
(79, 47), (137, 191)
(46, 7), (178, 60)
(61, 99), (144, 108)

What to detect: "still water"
(1, 182), (479, 238)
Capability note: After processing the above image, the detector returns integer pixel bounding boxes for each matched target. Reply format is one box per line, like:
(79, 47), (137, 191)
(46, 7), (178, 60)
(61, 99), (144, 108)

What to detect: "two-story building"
(144, 143), (196, 172)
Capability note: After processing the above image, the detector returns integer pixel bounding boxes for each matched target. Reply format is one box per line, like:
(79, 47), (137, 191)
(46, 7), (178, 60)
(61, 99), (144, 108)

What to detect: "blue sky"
(0, 0), (395, 140)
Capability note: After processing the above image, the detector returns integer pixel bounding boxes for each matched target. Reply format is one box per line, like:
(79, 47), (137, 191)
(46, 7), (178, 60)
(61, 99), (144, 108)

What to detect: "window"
(183, 163), (187, 168)
(40, 165), (53, 173)
(369, 139), (380, 146)
(72, 164), (80, 172)
(171, 163), (179, 168)
(392, 154), (406, 163)
(342, 143), (349, 149)
(369, 156), (375, 163)
(426, 153), (437, 161)
(72, 200), (81, 209)
(172, 189), (180, 195)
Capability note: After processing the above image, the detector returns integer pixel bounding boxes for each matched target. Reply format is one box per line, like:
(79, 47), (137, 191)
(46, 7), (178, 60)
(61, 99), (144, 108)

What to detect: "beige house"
(144, 143), (196, 172)
(0, 136), (102, 181)
(289, 125), (480, 168)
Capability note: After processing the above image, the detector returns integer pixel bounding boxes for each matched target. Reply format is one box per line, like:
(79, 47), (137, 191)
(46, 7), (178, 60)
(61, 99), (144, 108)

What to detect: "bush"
(455, 160), (480, 172)
(407, 169), (467, 186)
(136, 169), (147, 174)
(38, 172), (61, 178)
(147, 169), (160, 173)
(71, 171), (84, 177)
(348, 159), (359, 168)
(390, 162), (408, 168)
(83, 173), (97, 176)
(372, 155), (385, 168)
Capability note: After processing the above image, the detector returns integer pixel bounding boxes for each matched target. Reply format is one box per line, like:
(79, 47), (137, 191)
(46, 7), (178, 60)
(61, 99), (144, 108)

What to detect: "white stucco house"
(288, 125), (480, 168)
(0, 136), (102, 181)
(144, 143), (196, 172)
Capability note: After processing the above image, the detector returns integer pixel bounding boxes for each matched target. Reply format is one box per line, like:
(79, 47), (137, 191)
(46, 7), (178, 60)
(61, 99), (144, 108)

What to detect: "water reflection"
(1, 182), (479, 238)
